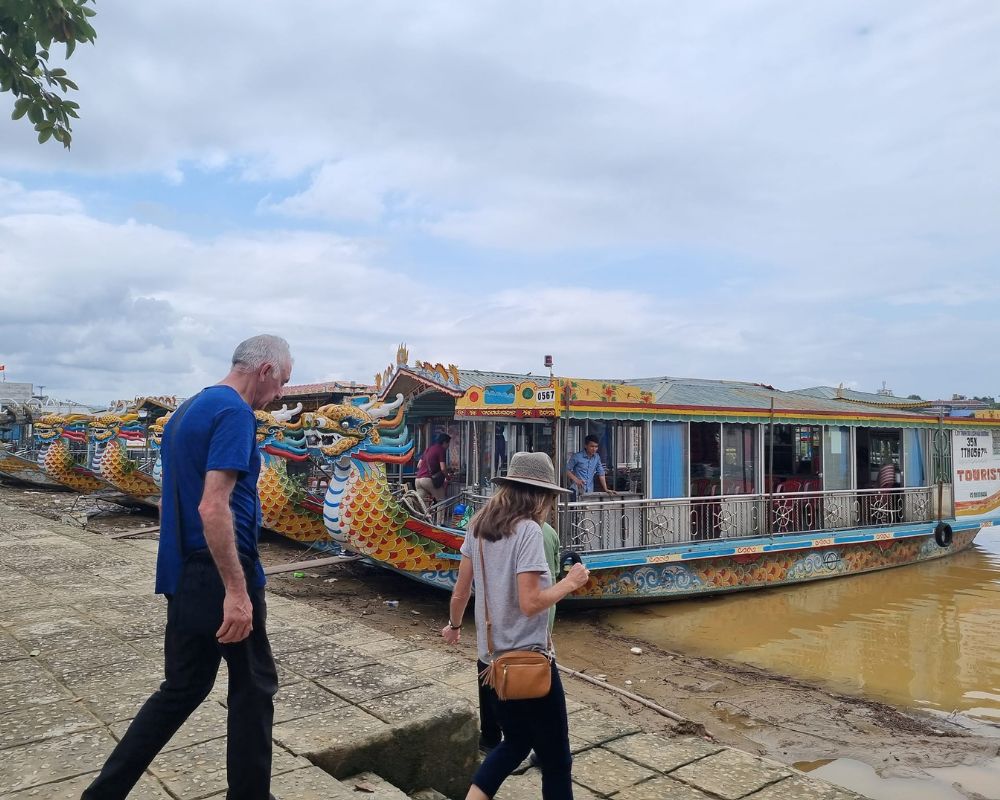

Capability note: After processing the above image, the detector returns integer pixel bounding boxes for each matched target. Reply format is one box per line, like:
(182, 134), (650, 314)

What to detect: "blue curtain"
(904, 429), (925, 486)
(651, 422), (686, 498)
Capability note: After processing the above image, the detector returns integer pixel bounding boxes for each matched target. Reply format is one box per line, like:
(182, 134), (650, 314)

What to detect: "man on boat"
(566, 434), (615, 496)
(82, 334), (292, 800)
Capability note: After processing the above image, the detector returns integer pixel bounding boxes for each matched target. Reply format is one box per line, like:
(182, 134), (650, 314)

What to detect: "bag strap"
(165, 393), (200, 560)
(476, 536), (497, 657)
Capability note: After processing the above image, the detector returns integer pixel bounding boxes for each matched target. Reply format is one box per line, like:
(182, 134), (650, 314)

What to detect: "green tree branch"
(1, 0), (97, 148)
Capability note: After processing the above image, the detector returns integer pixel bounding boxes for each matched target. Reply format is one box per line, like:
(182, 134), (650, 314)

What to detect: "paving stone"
(4, 607), (88, 635)
(57, 652), (160, 690)
(148, 737), (306, 798)
(670, 749), (792, 800)
(567, 707), (641, 746)
(605, 733), (724, 773)
(35, 640), (143, 676)
(341, 770), (411, 800)
(266, 626), (332, 657)
(0, 698), (100, 749)
(422, 659), (480, 688)
(744, 774), (868, 799)
(495, 768), (603, 800)
(19, 625), (128, 658)
(571, 747), (656, 796)
(272, 704), (391, 757)
(387, 648), (461, 672)
(317, 620), (395, 645)
(0, 673), (72, 714)
(315, 662), (432, 704)
(360, 684), (474, 725)
(0, 658), (54, 689)
(274, 641), (377, 679)
(111, 699), (229, 752)
(76, 678), (161, 724)
(610, 775), (716, 799)
(0, 634), (28, 663)
(0, 771), (172, 799)
(271, 679), (349, 724)
(44, 647), (146, 684)
(410, 789), (450, 800)
(204, 765), (356, 799)
(0, 729), (119, 793)
(350, 635), (421, 658)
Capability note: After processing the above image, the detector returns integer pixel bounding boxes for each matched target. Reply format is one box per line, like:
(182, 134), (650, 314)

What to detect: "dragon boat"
(282, 347), (1000, 604)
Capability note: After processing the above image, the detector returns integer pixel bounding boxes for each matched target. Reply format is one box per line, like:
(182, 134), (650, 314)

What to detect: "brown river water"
(601, 526), (1000, 798)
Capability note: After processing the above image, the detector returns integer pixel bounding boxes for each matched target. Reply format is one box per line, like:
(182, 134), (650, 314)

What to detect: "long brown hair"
(471, 482), (555, 542)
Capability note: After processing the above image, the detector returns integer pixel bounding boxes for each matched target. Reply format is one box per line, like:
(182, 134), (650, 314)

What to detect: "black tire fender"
(560, 550), (582, 575)
(934, 522), (953, 548)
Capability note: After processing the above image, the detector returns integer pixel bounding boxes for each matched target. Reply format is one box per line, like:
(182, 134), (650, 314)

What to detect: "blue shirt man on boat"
(566, 434), (615, 496)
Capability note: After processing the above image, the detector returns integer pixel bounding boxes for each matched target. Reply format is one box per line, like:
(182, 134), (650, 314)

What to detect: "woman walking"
(441, 452), (590, 799)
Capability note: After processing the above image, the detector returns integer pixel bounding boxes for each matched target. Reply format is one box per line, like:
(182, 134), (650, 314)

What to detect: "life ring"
(934, 522), (953, 548)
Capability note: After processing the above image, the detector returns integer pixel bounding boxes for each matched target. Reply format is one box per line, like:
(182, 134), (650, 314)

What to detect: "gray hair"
(231, 334), (292, 372)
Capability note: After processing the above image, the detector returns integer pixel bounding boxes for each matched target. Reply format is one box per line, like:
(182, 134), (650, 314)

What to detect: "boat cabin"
(375, 354), (1000, 551)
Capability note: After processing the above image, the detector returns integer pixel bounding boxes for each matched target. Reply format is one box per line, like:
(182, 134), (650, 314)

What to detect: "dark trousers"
(473, 661), (573, 800)
(82, 552), (278, 800)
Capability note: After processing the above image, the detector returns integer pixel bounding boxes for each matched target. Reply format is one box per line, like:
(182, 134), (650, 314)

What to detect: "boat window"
(565, 420), (644, 494)
(856, 428), (901, 489)
(690, 422), (721, 496)
(766, 425), (822, 492)
(722, 423), (757, 494)
(496, 421), (555, 474)
(823, 426), (851, 490)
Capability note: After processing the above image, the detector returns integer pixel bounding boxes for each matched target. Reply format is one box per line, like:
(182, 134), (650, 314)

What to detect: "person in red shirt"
(416, 433), (451, 523)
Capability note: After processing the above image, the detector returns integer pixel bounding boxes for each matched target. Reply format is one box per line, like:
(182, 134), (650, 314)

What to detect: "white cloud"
(1, 2), (999, 402)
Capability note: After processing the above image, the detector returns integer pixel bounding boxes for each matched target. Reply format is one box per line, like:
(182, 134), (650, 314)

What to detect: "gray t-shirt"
(461, 518), (552, 663)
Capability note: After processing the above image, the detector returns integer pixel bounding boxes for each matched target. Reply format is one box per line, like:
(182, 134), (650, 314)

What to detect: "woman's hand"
(441, 624), (461, 645)
(564, 562), (590, 590)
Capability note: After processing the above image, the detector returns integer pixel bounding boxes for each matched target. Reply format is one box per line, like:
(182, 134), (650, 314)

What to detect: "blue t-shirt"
(567, 450), (606, 493)
(155, 386), (264, 595)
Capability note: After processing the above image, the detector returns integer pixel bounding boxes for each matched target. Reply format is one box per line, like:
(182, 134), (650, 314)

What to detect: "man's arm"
(198, 469), (252, 644)
(565, 454), (584, 489)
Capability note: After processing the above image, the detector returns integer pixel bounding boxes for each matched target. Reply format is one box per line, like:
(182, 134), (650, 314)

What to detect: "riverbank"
(2, 482), (997, 798)
(0, 486), (871, 799)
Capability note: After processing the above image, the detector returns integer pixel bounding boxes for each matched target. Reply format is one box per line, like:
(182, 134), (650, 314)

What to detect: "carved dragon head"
(305, 394), (413, 463)
(255, 403), (308, 462)
(35, 414), (90, 445)
(149, 412), (172, 453)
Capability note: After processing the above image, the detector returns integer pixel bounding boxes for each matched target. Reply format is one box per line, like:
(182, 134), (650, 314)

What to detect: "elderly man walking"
(82, 334), (293, 800)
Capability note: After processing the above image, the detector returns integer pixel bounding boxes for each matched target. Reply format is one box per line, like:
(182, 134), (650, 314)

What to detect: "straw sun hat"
(492, 452), (571, 495)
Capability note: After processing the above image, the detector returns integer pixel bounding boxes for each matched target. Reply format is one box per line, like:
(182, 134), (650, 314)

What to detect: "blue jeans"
(82, 551), (278, 799)
(472, 661), (573, 799)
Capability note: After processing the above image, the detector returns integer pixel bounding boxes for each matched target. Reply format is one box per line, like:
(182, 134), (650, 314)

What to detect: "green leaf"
(11, 97), (30, 119)
(65, 37), (75, 58)
(37, 127), (52, 143)
(27, 103), (43, 124)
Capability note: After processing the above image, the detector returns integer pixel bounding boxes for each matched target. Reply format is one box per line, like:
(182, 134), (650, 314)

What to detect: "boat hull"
(371, 519), (985, 604)
(0, 451), (69, 490)
(563, 525), (980, 605)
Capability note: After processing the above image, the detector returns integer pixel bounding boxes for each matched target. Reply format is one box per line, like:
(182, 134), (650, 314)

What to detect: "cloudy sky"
(1, 0), (998, 406)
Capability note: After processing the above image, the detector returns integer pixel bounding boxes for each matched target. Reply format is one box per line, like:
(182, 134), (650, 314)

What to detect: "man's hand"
(217, 588), (253, 643)
(441, 624), (461, 645)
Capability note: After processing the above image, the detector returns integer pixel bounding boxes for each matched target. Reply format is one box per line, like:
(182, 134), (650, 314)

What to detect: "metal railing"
(556, 486), (936, 553)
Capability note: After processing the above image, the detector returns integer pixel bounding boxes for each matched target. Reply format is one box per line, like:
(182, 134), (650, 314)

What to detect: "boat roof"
(379, 357), (998, 429)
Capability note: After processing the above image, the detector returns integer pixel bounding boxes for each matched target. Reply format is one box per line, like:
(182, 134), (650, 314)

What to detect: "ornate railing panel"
(556, 486), (937, 553)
